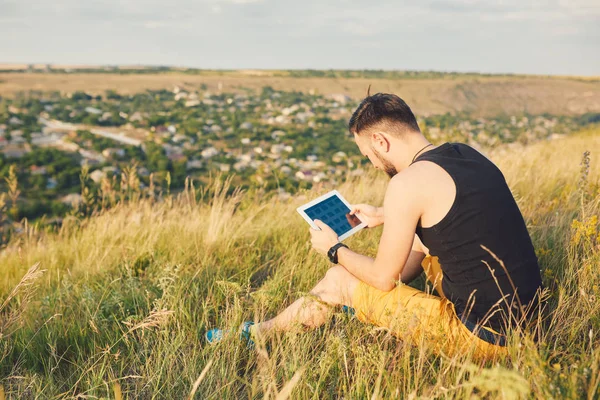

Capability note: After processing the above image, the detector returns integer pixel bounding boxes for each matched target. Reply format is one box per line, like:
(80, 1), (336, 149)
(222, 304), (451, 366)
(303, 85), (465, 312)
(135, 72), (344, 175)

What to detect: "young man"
(207, 93), (543, 360)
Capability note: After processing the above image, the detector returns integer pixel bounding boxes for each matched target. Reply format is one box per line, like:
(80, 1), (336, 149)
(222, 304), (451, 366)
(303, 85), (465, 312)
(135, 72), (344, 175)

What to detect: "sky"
(1, 0), (599, 76)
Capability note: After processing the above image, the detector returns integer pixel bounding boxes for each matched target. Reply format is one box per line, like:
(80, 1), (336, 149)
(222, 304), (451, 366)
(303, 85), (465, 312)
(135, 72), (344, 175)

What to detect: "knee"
(312, 265), (354, 305)
(323, 264), (348, 283)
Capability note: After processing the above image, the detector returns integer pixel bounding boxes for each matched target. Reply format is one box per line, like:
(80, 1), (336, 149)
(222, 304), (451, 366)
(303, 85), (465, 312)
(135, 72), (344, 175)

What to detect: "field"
(1, 72), (600, 117)
(0, 126), (599, 398)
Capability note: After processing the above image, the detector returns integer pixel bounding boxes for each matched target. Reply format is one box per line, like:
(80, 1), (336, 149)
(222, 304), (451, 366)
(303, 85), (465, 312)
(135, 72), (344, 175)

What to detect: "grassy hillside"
(1, 72), (600, 117)
(1, 129), (599, 398)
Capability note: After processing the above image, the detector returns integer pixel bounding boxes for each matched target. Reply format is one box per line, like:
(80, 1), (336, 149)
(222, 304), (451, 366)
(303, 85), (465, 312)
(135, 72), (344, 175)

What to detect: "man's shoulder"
(383, 169), (427, 218)
(399, 156), (450, 183)
(386, 155), (457, 209)
(386, 162), (439, 200)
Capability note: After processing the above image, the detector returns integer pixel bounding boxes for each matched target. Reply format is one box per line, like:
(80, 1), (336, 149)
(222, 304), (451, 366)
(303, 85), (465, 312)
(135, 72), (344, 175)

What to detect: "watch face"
(327, 246), (336, 262)
(328, 243), (345, 263)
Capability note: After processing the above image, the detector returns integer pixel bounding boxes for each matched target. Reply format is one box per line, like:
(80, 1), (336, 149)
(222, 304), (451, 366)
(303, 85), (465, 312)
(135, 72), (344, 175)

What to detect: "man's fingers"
(349, 204), (363, 215)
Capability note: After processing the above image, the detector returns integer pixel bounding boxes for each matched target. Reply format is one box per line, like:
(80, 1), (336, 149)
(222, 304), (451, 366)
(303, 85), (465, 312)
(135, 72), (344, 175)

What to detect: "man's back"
(413, 143), (543, 332)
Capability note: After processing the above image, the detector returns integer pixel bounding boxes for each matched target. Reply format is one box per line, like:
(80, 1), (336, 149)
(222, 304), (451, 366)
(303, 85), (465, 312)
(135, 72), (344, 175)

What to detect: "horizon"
(0, 63), (598, 78)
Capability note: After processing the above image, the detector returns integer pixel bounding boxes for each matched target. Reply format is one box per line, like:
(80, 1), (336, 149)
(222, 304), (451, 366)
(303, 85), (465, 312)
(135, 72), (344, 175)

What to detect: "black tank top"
(414, 143), (542, 332)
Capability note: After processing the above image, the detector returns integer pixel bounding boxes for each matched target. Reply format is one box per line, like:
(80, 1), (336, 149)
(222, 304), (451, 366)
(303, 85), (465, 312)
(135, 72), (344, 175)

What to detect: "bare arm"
(336, 237), (426, 288)
(338, 173), (423, 291)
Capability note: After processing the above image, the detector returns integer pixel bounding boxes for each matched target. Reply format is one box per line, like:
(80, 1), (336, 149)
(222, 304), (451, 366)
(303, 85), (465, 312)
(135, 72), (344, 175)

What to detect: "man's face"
(353, 132), (398, 178)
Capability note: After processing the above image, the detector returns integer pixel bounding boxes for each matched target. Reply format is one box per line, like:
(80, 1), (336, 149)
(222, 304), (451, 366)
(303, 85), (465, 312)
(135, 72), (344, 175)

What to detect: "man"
(207, 93), (543, 360)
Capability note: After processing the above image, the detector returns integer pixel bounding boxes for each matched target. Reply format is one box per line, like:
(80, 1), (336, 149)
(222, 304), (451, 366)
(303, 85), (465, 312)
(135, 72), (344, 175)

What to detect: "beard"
(371, 146), (398, 178)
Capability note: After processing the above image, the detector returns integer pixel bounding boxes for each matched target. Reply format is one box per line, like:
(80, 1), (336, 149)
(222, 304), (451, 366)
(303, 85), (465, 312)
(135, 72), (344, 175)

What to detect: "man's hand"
(309, 219), (340, 256)
(349, 204), (384, 228)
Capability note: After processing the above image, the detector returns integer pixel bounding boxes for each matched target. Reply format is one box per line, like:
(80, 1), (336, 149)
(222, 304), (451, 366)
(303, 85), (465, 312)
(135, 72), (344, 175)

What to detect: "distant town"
(1, 84), (598, 234)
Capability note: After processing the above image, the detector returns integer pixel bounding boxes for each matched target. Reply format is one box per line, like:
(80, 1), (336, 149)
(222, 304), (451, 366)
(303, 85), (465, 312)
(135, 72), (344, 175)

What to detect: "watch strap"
(328, 242), (348, 264)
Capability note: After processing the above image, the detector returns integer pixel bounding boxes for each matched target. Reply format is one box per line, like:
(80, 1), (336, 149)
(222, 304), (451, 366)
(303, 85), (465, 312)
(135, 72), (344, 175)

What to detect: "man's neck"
(395, 138), (435, 171)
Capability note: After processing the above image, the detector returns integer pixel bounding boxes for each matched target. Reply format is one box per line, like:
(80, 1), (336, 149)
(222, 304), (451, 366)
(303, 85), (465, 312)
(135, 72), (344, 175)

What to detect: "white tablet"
(297, 190), (367, 241)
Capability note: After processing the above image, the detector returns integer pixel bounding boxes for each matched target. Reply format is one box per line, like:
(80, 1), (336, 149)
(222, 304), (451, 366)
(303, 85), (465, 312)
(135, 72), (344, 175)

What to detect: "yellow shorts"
(351, 256), (508, 361)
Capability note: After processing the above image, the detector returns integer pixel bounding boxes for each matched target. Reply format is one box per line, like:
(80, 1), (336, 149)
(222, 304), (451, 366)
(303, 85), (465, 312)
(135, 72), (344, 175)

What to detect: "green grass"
(1, 130), (599, 399)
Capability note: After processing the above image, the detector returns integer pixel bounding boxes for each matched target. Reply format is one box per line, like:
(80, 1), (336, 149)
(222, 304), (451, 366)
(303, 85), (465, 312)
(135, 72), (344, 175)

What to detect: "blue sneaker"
(240, 321), (255, 349)
(342, 305), (356, 317)
(205, 327), (225, 343)
(205, 321), (255, 349)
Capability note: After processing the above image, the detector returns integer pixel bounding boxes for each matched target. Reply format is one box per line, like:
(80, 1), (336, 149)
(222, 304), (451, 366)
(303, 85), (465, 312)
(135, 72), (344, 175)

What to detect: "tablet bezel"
(296, 189), (367, 241)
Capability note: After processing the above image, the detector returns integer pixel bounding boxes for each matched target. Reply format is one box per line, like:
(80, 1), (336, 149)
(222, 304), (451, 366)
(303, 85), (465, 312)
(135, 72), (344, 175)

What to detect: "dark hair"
(348, 92), (420, 136)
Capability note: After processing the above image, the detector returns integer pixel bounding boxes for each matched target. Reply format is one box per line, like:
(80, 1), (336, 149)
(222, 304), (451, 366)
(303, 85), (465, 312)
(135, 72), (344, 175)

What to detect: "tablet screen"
(304, 195), (363, 237)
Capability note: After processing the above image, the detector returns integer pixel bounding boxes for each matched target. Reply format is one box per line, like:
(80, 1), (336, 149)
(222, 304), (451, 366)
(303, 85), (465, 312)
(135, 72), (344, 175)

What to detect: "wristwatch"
(327, 242), (348, 264)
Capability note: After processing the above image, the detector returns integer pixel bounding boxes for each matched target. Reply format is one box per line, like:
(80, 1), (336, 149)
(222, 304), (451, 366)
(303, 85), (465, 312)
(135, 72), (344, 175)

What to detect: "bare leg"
(400, 250), (426, 283)
(255, 235), (427, 336)
(257, 265), (360, 334)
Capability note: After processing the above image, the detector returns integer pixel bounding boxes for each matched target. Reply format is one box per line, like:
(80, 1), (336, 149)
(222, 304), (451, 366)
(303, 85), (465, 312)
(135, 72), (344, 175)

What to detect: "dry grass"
(0, 128), (598, 398)
(0, 263), (45, 340)
(1, 72), (600, 117)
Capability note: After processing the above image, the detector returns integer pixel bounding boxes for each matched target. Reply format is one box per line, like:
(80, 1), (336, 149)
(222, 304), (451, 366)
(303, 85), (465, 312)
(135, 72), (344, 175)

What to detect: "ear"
(371, 131), (391, 152)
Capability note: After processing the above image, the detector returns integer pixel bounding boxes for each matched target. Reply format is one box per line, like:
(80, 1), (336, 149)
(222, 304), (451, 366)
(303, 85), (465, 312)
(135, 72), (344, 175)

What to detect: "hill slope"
(1, 72), (600, 117)
(1, 129), (599, 398)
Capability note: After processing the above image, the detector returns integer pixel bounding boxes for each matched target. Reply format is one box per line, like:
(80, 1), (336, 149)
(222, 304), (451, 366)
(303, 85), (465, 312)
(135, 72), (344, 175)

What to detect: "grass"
(0, 128), (599, 399)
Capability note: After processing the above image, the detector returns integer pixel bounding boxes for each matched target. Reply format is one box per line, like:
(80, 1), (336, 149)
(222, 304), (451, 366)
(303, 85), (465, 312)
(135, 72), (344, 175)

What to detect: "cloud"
(0, 0), (598, 75)
(427, 0), (600, 21)
(142, 20), (171, 29)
